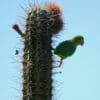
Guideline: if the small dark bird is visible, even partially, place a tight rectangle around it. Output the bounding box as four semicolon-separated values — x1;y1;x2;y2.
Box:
15;50;19;55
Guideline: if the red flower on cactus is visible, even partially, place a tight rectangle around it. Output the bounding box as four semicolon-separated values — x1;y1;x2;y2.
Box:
45;2;61;15
45;2;63;34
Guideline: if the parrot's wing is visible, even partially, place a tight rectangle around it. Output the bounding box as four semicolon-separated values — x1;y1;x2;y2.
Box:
54;40;76;59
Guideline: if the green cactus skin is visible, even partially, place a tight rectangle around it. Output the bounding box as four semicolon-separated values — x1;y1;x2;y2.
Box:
13;2;63;100
22;8;53;100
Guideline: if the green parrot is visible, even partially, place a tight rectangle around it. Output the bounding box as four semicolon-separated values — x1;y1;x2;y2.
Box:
54;35;84;67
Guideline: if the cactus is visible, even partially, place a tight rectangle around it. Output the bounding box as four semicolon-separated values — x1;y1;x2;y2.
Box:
12;2;63;100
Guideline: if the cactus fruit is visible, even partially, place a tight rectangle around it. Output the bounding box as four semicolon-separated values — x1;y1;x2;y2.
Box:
12;2;63;100
45;2;63;34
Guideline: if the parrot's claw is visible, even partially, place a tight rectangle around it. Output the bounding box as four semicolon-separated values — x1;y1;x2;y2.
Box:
58;60;63;67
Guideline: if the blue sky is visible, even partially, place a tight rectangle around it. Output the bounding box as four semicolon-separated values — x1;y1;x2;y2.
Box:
0;0;100;100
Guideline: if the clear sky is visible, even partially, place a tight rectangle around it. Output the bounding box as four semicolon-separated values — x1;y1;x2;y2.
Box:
0;0;100;100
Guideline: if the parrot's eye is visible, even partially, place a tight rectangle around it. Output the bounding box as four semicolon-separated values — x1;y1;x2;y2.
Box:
80;40;84;45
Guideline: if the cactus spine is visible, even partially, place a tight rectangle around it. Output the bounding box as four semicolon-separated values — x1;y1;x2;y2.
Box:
12;2;63;100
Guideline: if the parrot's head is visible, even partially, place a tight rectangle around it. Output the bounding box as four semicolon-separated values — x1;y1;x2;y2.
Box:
71;35;84;46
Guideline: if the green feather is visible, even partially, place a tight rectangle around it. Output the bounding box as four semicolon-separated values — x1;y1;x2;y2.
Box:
54;40;76;60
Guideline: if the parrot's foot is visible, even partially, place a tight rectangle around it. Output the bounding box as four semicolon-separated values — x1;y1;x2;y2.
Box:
12;24;25;37
58;60;63;67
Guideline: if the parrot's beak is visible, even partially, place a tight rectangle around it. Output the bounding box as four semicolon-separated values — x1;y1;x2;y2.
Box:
80;40;84;46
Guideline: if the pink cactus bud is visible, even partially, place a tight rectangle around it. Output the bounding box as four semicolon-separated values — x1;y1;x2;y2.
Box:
12;24;19;30
12;24;25;37
12;24;20;32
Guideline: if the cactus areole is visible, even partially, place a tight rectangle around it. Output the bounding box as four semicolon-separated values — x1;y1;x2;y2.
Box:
12;2;63;100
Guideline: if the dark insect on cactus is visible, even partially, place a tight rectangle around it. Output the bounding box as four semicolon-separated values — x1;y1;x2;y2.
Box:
12;2;63;100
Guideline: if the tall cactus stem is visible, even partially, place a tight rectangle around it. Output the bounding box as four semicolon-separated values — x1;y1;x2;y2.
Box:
12;2;63;100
